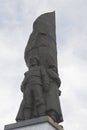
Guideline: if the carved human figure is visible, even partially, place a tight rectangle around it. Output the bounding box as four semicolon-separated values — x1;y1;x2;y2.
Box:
16;57;49;121
45;64;63;123
16;12;63;123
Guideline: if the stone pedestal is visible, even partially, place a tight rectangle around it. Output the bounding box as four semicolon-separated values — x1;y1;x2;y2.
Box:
4;116;63;130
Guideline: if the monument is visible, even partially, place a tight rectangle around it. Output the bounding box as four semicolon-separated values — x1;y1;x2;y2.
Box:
4;11;64;130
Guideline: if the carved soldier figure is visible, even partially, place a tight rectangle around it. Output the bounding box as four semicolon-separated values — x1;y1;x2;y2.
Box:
16;12;63;124
45;64;63;123
16;57;49;121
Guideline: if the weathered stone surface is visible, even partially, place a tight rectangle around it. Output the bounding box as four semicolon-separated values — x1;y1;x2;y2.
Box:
16;12;63;123
24;11;57;68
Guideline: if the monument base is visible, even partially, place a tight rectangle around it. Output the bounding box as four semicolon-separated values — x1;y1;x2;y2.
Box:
4;116;63;130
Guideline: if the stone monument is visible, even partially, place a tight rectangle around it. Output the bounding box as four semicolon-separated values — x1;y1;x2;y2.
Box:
4;11;64;130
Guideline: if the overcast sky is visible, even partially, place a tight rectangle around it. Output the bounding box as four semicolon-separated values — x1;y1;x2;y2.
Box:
0;0;87;130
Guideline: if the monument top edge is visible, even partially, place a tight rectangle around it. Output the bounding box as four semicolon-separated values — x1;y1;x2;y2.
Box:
4;116;63;130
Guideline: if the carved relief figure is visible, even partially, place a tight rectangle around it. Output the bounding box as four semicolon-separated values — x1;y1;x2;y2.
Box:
16;57;49;121
16;12;63;123
45;64;63;123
